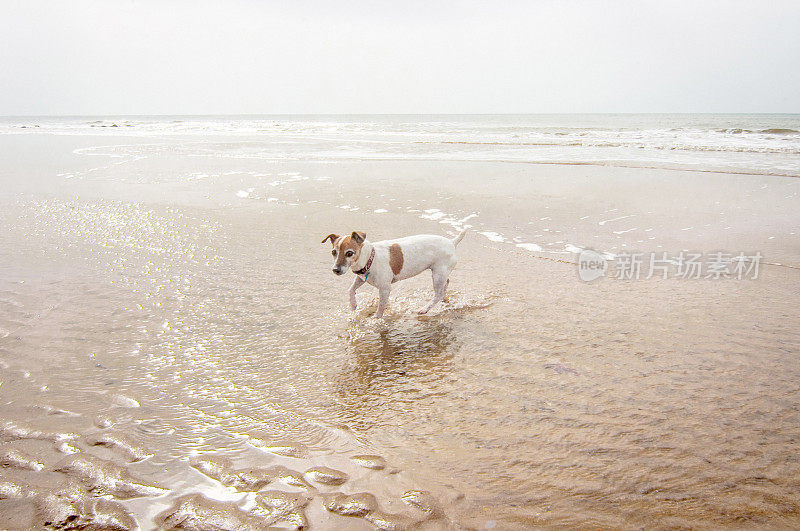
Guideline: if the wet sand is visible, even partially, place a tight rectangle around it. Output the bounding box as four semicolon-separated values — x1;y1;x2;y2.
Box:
1;133;799;529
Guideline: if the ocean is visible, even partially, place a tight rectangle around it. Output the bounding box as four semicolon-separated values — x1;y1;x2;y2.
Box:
3;113;800;176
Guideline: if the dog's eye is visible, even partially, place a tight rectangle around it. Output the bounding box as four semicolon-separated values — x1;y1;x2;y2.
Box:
345;250;354;257
331;250;337;256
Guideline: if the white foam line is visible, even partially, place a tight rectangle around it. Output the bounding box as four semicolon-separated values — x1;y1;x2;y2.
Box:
414;207;478;233
613;228;637;235
516;243;542;252
412;208;619;261
599;215;635;226
420;210;447;221
478;231;505;243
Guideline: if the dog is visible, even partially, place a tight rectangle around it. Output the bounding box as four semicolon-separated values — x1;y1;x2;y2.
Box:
322;230;466;318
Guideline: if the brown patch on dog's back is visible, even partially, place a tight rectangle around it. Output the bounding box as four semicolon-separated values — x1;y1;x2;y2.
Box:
389;244;403;275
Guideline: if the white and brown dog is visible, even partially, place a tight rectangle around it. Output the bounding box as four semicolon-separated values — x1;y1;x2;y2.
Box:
322;230;466;318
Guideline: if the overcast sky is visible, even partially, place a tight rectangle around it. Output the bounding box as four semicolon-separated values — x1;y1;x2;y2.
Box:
2;0;799;115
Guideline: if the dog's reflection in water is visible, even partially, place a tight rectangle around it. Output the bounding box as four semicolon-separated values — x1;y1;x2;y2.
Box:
335;319;457;428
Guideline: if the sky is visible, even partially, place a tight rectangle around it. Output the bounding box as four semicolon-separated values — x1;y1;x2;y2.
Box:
2;0;799;115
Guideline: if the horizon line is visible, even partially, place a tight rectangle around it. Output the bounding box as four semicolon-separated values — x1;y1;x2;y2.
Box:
3;112;800;119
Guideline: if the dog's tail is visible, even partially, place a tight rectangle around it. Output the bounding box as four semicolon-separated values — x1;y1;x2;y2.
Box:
451;229;467;247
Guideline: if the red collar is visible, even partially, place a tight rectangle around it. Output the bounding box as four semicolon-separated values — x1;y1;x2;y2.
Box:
353;248;375;276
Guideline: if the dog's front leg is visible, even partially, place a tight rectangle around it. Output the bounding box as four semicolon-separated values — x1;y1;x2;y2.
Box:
375;286;390;318
349;276;365;311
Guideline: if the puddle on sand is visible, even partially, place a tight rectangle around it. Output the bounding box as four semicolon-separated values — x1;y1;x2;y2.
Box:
0;198;467;529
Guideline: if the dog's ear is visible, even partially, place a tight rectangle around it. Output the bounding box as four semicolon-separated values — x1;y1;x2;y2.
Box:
321;234;339;245
351;231;366;245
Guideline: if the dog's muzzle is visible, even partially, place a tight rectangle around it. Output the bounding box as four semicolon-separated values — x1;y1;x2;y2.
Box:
332;267;345;275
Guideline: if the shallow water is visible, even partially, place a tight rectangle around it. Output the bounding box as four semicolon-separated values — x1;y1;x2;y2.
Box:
1;123;799;529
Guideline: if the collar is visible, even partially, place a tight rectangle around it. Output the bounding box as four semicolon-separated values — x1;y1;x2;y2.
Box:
353;247;375;276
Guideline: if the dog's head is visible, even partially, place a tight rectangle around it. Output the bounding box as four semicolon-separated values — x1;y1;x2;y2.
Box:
322;231;366;275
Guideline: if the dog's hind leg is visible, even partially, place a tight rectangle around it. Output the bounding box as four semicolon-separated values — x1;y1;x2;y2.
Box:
418;266;450;314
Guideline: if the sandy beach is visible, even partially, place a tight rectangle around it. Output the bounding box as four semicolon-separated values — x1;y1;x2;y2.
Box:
1;116;799;529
